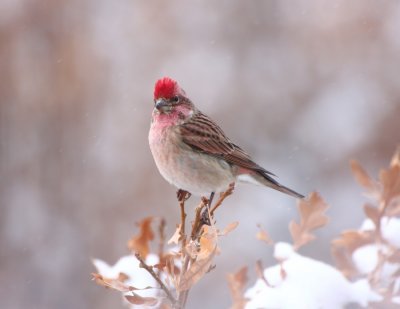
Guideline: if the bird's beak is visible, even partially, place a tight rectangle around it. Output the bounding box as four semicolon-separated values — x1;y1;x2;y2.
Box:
155;98;169;111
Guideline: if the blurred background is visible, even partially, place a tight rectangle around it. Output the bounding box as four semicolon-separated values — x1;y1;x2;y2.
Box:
1;0;399;308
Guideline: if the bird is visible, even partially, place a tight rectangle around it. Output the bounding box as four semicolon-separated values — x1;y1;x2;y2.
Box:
148;77;304;202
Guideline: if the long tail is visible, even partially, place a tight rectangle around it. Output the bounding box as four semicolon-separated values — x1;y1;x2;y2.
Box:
240;171;305;199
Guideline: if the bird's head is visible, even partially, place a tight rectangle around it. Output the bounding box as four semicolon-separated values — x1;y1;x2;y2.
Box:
153;77;194;118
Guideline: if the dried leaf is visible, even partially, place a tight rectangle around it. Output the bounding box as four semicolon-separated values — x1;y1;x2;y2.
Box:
125;294;158;306
219;221;239;236
154;253;180;292
92;273;155;294
331;230;375;278
332;230;374;252
158;253;181;276
386;196;400;216
350;160;380;197
379;149;400;214
364;204;380;227
178;247;217;291
127;217;155;257
185;240;199;260
227;267;248;309
167;224;181;245
256;224;274;245
331;246;357;278
178;226;218;291
380;165;400;210
198;226;219;259
92;273;132;292
289;192;329;250
387;250;400;264
390;146;400;168
118;272;129;282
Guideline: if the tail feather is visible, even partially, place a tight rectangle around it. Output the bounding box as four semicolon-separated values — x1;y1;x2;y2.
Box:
239;171;304;199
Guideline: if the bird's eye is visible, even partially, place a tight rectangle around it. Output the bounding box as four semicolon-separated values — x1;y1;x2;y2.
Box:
171;96;180;103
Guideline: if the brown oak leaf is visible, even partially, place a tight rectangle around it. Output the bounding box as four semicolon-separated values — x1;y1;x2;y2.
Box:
289;192;329;250
127;217;155;257
380;165;400;211
256;224;274;245
331;230;375;278
93;273;133;292
125;294;158;306
350;160;381;199
219;221;239;236
227;267;248;309
364;203;380;228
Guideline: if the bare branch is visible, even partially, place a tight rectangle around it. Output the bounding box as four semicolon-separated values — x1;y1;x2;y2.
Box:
135;252;177;307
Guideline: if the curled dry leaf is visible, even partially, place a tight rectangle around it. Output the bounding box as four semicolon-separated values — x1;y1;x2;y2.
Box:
168;224;181;245
256;224;274;245
289;192;329;250
198;225;219;259
92;273;132;292
227;267;248;309
127;217;155;257
219;221;239;236
125;294;158;306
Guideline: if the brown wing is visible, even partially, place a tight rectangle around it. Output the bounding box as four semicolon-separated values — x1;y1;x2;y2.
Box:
179;111;275;176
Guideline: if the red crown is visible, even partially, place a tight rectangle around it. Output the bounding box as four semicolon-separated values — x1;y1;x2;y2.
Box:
154;77;177;100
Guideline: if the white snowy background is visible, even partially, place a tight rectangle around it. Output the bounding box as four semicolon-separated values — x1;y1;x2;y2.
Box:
1;1;400;308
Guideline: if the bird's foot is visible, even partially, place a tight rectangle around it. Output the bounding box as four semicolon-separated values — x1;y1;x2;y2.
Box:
200;208;211;226
177;189;191;202
199;192;215;226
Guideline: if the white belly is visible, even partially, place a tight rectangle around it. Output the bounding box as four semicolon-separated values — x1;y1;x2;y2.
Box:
149;125;235;195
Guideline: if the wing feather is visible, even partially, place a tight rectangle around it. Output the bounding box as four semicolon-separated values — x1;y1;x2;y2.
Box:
179;111;275;176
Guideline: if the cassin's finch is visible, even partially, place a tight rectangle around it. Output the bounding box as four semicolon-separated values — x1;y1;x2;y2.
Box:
148;77;304;199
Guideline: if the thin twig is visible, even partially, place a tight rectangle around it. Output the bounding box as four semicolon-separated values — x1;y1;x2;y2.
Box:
179;199;187;249
177;198;209;308
191;198;208;240
157;218;166;276
210;183;235;217
135;252;177;307
177;244;195;308
177;281;190;308
177;190;191;252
